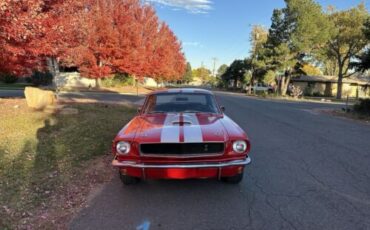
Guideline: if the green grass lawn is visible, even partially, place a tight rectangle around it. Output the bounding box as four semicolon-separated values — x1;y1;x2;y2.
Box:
331;110;370;122
0;82;33;90
0;99;136;228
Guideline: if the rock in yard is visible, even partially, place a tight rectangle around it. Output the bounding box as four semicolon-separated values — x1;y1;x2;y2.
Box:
24;87;56;110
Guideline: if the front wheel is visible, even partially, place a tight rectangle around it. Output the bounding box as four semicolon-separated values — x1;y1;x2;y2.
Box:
119;172;140;185
221;173;243;184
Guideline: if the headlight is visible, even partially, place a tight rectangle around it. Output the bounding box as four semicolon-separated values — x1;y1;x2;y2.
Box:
116;141;131;155
232;140;247;153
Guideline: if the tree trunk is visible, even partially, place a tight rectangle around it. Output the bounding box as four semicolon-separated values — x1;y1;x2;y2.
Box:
281;75;291;96
248;76;255;95
47;57;59;86
336;69;343;100
96;60;103;89
280;76;286;95
95;78;101;88
47;57;60;96
336;75;343;99
277;77;282;95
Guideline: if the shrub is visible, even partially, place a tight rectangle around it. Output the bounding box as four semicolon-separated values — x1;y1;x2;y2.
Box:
255;90;268;97
0;73;18;84
115;73;134;86
31;71;53;86
353;99;370;116
291;85;303;99
101;77;114;87
101;74;134;87
312;92;323;97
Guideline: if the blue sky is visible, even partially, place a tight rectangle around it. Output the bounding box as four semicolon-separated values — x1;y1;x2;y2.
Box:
146;0;369;71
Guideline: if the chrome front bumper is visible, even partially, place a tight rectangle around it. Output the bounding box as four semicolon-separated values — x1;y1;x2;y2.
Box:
112;157;251;169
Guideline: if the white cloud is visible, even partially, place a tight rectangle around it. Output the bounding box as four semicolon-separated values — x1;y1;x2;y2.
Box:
183;42;204;47
145;0;212;13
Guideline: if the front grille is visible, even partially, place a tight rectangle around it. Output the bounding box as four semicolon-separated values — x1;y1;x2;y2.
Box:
140;143;224;156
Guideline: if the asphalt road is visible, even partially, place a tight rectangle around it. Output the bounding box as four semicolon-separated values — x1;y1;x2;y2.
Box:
0;89;143;104
0;89;24;98
69;92;367;229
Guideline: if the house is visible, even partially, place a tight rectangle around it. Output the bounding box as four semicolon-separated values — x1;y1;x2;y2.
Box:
291;75;370;98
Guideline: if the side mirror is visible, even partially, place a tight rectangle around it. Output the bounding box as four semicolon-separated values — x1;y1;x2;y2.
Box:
137;107;142;114
220;106;226;112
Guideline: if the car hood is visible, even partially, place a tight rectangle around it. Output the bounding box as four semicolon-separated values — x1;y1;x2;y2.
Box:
116;113;246;143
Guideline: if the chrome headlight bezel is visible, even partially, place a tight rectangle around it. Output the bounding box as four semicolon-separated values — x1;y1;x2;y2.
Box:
116;141;131;155
232;140;247;154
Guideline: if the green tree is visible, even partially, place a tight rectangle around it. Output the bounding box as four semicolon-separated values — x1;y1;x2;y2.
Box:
352;17;370;72
193;67;212;84
324;4;369;99
264;0;331;95
183;62;193;84
248;25;269;93
264;9;296;95
263;70;276;84
354;50;370;72
243;71;252;85
216;64;228;78
322;58;339;76
301;63;323;76
221;60;247;88
284;0;332;53
216;64;228;87
245;57;267;89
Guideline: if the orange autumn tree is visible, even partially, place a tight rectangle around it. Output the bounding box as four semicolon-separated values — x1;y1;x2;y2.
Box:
0;0;82;75
73;0;186;83
0;0;46;75
0;0;186;83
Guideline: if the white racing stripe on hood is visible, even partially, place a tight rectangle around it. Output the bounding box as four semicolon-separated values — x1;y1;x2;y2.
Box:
183;114;203;143
160;114;180;143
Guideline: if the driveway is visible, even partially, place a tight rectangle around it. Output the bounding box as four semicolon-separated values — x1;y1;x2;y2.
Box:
70;92;370;230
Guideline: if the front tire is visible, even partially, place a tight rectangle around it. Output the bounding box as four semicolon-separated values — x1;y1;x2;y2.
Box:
119;172;140;185
221;173;243;184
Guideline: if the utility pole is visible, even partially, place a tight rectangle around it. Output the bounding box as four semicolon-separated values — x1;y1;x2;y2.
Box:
212;57;218;77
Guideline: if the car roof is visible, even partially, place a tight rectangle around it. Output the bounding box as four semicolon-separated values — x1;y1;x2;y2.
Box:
148;88;214;96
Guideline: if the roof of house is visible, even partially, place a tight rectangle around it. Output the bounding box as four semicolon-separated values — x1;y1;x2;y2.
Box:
292;75;370;85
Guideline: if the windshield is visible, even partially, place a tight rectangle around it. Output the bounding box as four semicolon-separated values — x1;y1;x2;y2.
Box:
143;93;220;114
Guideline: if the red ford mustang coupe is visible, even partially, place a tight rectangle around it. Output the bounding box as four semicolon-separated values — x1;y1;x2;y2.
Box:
112;89;251;185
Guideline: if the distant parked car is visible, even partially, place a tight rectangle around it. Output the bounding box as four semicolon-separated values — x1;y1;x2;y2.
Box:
245;83;274;93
